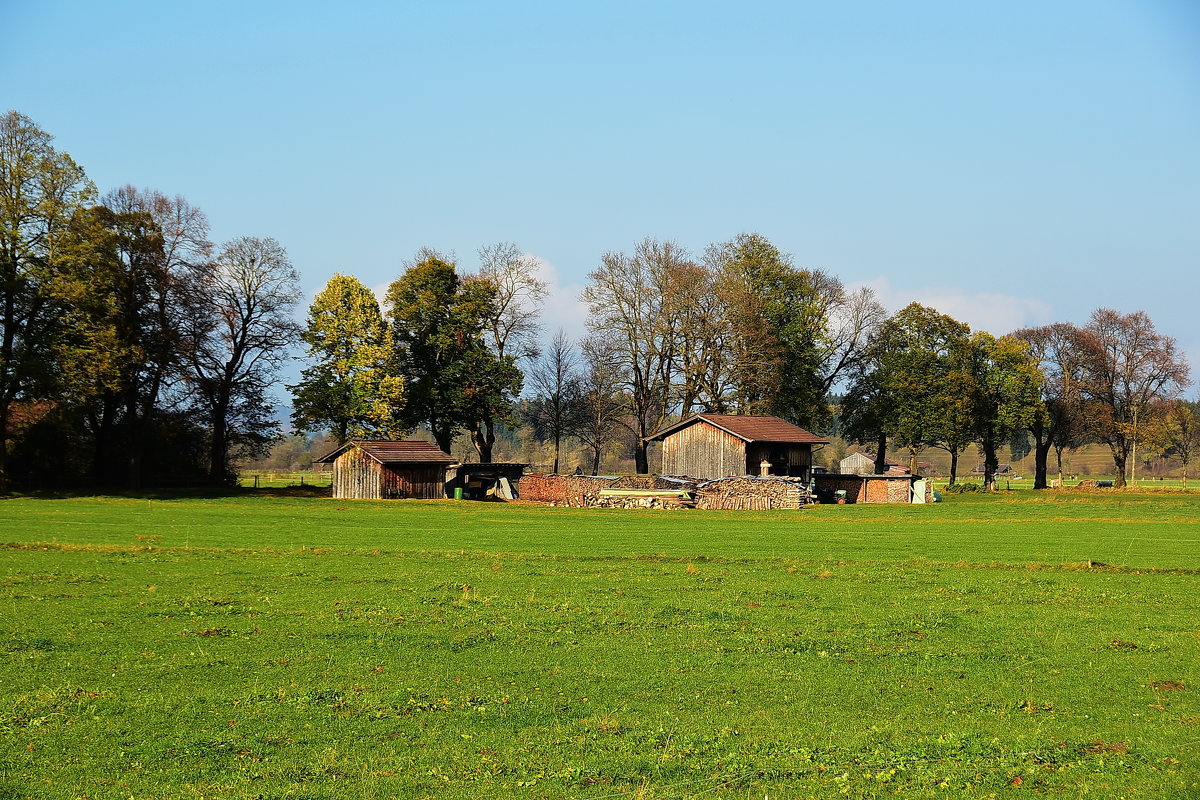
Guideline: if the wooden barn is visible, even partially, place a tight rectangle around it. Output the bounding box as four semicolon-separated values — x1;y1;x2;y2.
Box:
648;414;829;481
316;440;455;500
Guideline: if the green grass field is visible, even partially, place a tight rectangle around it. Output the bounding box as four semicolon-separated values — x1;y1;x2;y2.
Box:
2;491;1198;799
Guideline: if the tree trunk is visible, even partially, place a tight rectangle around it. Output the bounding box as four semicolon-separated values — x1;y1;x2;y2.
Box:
634;439;649;475
0;401;9;492
873;433;887;475
209;395;230;483
982;438;999;492
1110;444;1128;489
1055;445;1066;486
948;448;959;486
1032;436;1052;489
552;431;561;474
591;447;601;475
469;424;494;463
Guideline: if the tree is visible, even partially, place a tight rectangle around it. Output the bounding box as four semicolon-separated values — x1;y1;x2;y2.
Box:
525;329;582;473
0;111;94;488
474;242;546;362
1080;309;1190;488
840;303;971;479
704;232;869;427
1161;399;1199;487
583;238;687;473
665;259;731;415
576;335;625;474
53;202;181;486
874;303;971;474
186;236;301;481
468;242;545;459
1013;323;1097;488
386;253;521;459
290;274;406;444
959;332;1043;491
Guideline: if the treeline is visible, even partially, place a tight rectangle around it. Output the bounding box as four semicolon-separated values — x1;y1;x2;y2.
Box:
292;234;1194;490
0;112;300;489
4;111;1195;491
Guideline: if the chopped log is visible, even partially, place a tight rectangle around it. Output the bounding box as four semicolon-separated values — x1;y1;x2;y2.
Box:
695;476;808;510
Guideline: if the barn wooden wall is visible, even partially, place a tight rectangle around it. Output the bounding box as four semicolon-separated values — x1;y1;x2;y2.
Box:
332;450;447;499
332;450;383;499
380;466;446;500
660;425;745;478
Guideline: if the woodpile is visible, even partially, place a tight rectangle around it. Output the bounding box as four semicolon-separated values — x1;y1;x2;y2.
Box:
608;475;698;492
520;474;621;506
695;476;806;510
587;489;695;510
522;472;819;511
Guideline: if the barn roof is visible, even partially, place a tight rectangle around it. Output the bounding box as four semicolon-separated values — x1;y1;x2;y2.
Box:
648;414;829;445
315;440;456;465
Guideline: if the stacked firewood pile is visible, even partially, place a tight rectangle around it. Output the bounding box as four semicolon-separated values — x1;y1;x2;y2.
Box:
521;474;623;506
608;475;698;492
586;488;695;510
695;476;807;510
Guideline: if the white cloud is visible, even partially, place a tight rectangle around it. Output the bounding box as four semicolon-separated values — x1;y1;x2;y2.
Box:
525;253;589;344
850;276;1054;336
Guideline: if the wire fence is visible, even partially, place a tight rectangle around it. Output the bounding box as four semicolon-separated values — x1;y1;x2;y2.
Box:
236;470;333;489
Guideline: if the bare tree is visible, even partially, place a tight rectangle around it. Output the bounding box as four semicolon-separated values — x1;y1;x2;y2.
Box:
1081;309;1190;487
475;242;547;362
187;236;301;481
576;335;625;475
583;237;688;473
817;285;887;397
525;329;581;473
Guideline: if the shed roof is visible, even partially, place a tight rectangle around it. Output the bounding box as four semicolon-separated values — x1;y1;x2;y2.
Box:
648;414;829;444
315;440;456;465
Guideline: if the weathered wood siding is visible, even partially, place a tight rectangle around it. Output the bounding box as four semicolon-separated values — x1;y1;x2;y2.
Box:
660;424;745;479
380;465;446;500
332;449;383;499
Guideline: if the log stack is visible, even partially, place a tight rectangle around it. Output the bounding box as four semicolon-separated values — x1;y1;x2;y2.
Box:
695;476;806;510
588;488;695;510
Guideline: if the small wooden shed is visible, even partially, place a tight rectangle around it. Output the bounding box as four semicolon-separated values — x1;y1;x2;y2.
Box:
648;414;829;481
316;440;455;500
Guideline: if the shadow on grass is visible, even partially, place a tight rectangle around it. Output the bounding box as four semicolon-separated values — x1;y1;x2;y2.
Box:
2;485;332;501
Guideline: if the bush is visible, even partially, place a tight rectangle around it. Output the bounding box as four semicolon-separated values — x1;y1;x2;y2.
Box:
945;482;984;494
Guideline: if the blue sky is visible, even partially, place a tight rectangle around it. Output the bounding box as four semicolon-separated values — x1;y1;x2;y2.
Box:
4;0;1199;391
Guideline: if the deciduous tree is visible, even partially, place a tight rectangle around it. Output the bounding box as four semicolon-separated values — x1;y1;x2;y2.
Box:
960;333;1043;491
290;274;405;444
386;253;521;459
525;329;581;473
1012;323;1097;488
583;238;686;473
0;111;93;488
186;236;301;481
1080;309;1190;487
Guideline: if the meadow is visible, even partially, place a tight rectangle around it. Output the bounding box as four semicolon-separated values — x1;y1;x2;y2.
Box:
1;491;1197;799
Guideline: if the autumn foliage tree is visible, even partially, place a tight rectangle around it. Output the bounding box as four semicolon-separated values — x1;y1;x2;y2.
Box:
1080;309;1190;487
290;274;406;445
